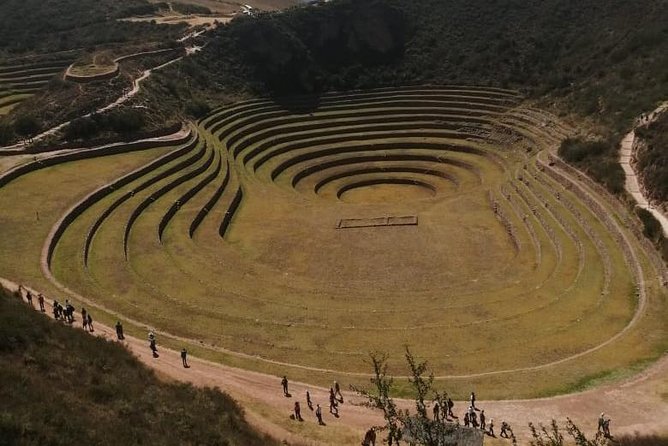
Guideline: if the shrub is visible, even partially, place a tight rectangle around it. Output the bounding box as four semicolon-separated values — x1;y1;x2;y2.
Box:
185;99;211;119
635;208;662;243
13;114;41;139
558;138;625;195
0;120;14;145
171;2;211;15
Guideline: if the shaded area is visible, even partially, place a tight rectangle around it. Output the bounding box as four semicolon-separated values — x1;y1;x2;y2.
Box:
0;287;276;446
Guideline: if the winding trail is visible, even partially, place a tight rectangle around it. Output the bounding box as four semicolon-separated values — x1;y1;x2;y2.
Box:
0;47;192;153
619;101;668;236
2;277;666;445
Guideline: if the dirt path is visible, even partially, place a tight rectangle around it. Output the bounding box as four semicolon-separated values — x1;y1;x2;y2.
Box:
2;277;666;445
619;102;668;237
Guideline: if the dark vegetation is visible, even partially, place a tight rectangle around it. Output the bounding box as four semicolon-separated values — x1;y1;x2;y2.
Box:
154;0;667;129
558;138;625;195
171;2;213;15
64;109;146;140
635;208;668;263
0;287;275;446
634;112;668;204
0;0;182;57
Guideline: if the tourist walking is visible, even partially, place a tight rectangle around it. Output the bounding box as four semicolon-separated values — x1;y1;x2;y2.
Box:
329;388;339;416
603;416;611;438
87;313;94;332
432;401;440;421
334;380;343;402
53;300;60;320
149;331;158;357
464;412;470;427
315;404;324;425
488;419;495;437
26;291;33;307
65;300;75;323
115;321;125;340
294;401;303;421
181;348;189;368
37;294;45;312
447;396;455;418
306;390;313;410
470;391;476;410
480;410;486;430
500;421;512;438
362;427;376;446
281;376;289;397
82;308;88;330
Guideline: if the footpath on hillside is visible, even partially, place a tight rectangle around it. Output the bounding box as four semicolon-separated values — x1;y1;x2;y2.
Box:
619;102;668;237
1;277;667;445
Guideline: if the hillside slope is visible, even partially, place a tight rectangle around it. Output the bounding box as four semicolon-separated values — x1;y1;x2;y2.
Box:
0;0;181;56
635;111;668;205
151;0;667;128
0;287;276;446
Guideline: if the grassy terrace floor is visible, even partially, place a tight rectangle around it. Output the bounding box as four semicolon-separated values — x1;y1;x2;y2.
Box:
0;86;666;400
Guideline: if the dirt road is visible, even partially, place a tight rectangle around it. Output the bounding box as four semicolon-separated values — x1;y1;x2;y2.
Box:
2;277;666;445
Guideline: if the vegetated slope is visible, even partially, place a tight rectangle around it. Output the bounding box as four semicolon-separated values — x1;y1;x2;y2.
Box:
0;288;276;446
154;0;667;128
0;0;179;56
558;137;625;195
635;112;668;205
0;0;187;146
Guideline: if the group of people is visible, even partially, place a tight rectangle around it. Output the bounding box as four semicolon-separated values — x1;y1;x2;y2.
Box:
21;284;93;331
598;413;612;438
455;392;513;439
15;284;191;370
80;307;95;332
146;330;189;368
19;285;45;312
52;299;77;324
282;376;345;426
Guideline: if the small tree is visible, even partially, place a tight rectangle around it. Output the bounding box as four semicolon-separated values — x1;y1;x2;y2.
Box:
14;114;41;142
529;418;610;446
352;348;482;446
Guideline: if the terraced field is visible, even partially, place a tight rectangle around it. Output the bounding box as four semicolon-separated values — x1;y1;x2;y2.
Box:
0;55;76;114
0;86;666;399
